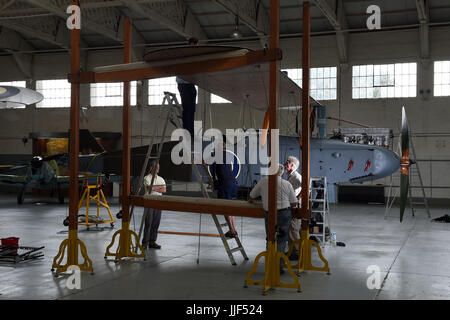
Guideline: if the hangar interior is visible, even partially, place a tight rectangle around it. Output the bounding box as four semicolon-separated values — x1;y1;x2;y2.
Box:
0;0;450;300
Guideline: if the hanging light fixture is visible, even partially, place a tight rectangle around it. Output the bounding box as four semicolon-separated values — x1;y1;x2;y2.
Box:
230;15;242;38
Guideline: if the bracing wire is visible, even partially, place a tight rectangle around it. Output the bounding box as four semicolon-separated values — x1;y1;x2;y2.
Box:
196;213;202;264
259;65;270;110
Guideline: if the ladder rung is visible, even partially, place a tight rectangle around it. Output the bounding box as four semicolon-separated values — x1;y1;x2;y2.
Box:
220;223;228;228
230;247;243;253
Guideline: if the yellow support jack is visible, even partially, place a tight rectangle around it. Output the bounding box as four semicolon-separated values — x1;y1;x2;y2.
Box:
245;241;301;295
286;230;330;275
52;230;94;275
104;221;146;262
78;176;115;229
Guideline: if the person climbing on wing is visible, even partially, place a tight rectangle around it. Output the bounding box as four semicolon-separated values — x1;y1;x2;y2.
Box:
176;37;199;139
209;136;239;238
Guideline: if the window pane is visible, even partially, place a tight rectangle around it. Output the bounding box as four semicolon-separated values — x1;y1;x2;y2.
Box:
211;94;231;103
359;88;366;99
283;67;337;101
443;61;450;72
91;82;137;107
37;79;71;108
148;77;198;105
352;62;416;99
433;61;450;96
0;81;26;87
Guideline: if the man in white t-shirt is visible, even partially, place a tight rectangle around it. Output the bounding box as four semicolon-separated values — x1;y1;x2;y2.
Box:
249;164;297;273
142;162;166;249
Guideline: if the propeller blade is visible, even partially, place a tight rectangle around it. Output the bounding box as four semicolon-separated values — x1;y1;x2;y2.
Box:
42;153;65;162
260;111;270;147
401;107;409;151
2;164;29;171
400;174;409;222
399;106;410;222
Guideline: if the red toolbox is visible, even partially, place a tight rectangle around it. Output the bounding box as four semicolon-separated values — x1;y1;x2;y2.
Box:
1;237;19;255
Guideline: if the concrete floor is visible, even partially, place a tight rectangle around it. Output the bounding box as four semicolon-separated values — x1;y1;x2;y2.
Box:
0;193;449;300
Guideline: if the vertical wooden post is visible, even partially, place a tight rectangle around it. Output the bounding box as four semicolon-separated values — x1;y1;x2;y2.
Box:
52;0;93;274
267;0;280;244
246;0;300;293
104;18;145;261
293;1;330;275
300;1;311;226
122;18;132;223
68;0;81;236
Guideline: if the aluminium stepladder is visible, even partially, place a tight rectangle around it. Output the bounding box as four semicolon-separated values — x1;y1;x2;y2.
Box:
309;176;331;246
133;91;248;265
407;132;431;219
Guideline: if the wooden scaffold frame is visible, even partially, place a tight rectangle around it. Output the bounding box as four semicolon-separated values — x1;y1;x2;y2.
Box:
54;0;325;294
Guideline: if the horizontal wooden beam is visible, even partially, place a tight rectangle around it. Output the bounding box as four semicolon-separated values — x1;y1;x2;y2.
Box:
68;48;282;83
129;195;265;219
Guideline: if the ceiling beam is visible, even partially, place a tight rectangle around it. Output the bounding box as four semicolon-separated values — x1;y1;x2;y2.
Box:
22;0;123;43
313;0;348;63
213;0;270;48
416;0;430;60
312;0;340;29
0;26;34;78
0;20;68;48
0;19;90;71
122;0;207;40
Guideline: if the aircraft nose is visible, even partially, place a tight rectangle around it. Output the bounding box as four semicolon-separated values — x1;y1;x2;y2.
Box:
372;148;401;178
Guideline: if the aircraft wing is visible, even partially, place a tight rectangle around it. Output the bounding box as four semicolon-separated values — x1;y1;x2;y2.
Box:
179;62;321;110
96;45;321;110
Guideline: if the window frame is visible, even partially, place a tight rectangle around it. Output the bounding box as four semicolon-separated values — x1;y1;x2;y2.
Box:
148;76;198;106
433;60;450;97
36;79;72;108
90;81;137;107
282;66;338;101
352;62;417;100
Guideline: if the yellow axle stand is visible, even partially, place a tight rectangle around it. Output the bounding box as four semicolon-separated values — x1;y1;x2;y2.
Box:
52;230;93;275
245;241;301;295
78;178;115;228
104;221;146;262
286;230;330;275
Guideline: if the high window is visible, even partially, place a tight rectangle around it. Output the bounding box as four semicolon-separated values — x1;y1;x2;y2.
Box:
352;63;417;99
148;77;198;105
0;81;26;87
283;67;338;101
211;94;231;103
434;61;450;96
36;79;71;108
91;82;137;107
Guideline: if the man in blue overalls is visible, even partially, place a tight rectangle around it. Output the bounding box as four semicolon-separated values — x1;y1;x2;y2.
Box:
176;37;198;138
210;137;238;238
